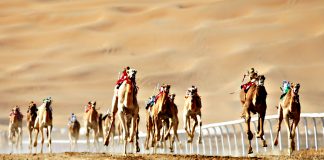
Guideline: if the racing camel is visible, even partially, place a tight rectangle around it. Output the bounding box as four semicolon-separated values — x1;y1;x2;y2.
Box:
274;83;301;154
104;68;140;155
183;86;202;144
33;97;53;153
240;75;267;154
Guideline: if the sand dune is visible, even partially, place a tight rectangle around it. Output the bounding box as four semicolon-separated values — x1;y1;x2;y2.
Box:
0;0;324;131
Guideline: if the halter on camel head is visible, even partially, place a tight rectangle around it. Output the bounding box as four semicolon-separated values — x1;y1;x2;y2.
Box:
257;75;265;86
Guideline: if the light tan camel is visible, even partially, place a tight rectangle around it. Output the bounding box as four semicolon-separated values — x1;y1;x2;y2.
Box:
144;96;154;150
8;106;23;153
183;86;202;144
84;101;99;151
26;101;37;152
68;116;80;151
104;68;140;155
240;75;267;154
274;83;301;154
33;98;53;153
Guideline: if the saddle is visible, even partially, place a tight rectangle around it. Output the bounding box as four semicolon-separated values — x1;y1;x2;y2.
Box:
241;81;255;93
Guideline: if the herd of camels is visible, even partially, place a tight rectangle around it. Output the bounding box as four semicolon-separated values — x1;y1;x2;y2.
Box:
7;68;301;155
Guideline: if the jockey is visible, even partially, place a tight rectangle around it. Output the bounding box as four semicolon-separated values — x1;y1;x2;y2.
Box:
280;80;291;99
145;95;156;110
68;113;77;125
42;96;53;111
155;84;170;103
28;101;38;118
241;68;258;92
116;66;130;89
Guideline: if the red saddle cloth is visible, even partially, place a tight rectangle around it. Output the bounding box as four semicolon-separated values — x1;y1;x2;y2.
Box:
241;81;255;92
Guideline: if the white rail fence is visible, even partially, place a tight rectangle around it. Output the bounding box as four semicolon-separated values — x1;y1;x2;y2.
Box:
1;113;323;155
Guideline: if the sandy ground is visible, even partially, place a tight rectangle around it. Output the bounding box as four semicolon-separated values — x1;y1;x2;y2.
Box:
1;149;324;160
0;0;324;132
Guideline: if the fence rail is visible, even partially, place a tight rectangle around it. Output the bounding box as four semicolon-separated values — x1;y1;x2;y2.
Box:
3;113;324;155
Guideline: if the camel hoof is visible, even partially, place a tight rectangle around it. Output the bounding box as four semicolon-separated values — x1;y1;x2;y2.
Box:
274;139;278;146
247;132;253;140
187;139;192;143
262;141;267;147
136;147;140;153
169;147;174;153
248;147;253;154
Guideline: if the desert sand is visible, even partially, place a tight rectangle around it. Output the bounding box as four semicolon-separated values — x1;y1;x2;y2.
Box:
0;0;324;132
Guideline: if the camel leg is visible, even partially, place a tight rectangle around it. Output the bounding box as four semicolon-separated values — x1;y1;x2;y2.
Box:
197;114;202;144
258;113;267;147
243;104;253;154
118;111;127;155
40;127;44;153
47;125;52;153
290;117;300;152
283;110;292;154
145;115;152;150
135;115;140;152
274;106;283;146
28;128;33;153
183;112;191;140
128;116;136;143
33;128;39;148
18;127;22;152
190;116;198;143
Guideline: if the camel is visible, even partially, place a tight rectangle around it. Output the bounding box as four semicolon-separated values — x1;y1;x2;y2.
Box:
274;83;301;154
84;101;100;151
144;96;154;150
183;86;202;144
104;68;140;155
8;106;23;153
26;101;37;152
240;75;267;154
68;116;80;151
151;85;179;152
33;98;53;153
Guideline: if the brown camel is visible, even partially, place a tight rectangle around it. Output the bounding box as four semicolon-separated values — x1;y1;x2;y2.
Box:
84;101;99;151
274;83;301;154
26;101;37;152
104;68;140;155
183;86;202;144
151;85;179;152
240;75;267;154
8;106;23;153
68;116;80;151
33;98;53;153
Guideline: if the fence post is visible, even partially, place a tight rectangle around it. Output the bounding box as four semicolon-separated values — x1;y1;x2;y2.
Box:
224;126;232;155
206;128;213;155
218;126;225;155
303;117;309;149
267;119;274;150
212;127;219;155
238;123;245;156
312;118;318;150
231;124;238;155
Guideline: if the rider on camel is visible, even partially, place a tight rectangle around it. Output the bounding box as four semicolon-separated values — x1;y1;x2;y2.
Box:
85;101;96;113
116;66;130;89
241;68;258;92
27;101;38;119
154;84;170;103
9;106;23;120
68;113;77;125
280;80;291;100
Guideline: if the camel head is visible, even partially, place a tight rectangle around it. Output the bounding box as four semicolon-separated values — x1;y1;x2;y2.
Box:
90;101;96;108
127;68;137;80
257;75;265;86
292;83;300;95
169;93;176;102
161;84;171;93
